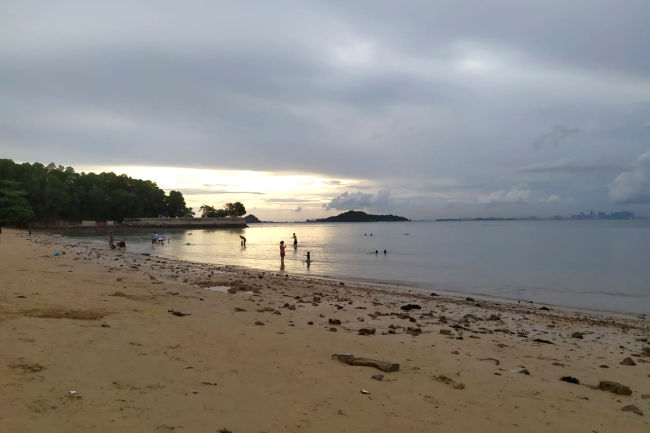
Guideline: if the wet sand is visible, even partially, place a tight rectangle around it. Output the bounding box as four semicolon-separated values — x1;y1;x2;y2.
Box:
1;228;649;432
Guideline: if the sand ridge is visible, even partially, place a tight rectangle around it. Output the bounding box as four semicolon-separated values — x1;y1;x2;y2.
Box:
0;228;648;432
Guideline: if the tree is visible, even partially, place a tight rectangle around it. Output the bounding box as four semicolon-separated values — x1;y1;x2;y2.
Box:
0;180;36;226
224;201;246;218
0;159;192;223
200;205;218;218
166;190;190;218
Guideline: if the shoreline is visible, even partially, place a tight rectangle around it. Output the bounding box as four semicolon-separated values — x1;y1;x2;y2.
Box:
1;228;649;432
57;229;648;318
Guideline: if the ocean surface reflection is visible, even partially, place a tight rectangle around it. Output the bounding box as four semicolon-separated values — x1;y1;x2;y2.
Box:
62;220;650;314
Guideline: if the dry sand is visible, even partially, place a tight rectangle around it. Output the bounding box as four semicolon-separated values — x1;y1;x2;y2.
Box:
1;228;648;432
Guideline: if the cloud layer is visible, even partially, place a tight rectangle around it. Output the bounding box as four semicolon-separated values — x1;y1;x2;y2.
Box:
2;1;650;218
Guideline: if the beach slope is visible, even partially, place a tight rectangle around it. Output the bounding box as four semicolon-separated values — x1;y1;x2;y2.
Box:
0;229;648;432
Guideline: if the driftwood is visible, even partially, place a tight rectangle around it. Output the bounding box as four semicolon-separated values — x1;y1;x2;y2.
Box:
331;354;399;372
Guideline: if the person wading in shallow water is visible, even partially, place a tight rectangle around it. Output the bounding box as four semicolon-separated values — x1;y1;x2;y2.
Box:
292;233;298;248
280;240;286;265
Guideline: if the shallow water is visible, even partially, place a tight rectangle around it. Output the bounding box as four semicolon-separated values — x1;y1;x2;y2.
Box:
62;220;650;314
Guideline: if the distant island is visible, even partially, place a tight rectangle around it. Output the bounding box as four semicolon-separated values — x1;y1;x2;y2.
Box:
244;214;261;223
308;210;410;223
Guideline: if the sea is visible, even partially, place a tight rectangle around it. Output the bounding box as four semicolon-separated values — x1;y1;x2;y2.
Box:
61;220;650;315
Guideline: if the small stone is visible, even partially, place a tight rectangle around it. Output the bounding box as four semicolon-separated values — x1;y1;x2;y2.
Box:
620;357;636;366
101;323;111;328
465;297;475;302
560;376;580;384
371;374;384;381
440;329;452;335
328;318;341;325
254;321;265;326
621;404;643;416
358;328;376;336
406;327;422;336
329;327;337;332
307;321;313;325
571;332;584;339
598;381;632;395
599;364;609;368
400;304;421;311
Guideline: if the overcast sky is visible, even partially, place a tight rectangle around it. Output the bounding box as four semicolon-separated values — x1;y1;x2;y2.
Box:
2;0;650;220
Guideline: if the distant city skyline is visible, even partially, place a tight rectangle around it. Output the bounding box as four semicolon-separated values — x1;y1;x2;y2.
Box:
2;1;650;220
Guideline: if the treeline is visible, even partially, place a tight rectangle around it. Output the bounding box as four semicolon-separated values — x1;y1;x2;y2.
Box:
199;202;246;218
0;159;192;225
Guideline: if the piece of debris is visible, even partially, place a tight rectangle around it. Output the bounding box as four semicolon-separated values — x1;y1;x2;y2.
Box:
331;354;399;372
168;309;190;317
328;318;342;325
360;389;370;394
254;321;265;326
9;362;44;372
560;376;580;384
598;381;632;395
621;404;643;416
510;367;530;375
571;332;584;339
620;357;636;366
533;338;553;344
358;328;376;335
478;357;500;366
400;304;421;311
406;327;422;336
435;375;465;390
371;374;384;381
440;329;452;335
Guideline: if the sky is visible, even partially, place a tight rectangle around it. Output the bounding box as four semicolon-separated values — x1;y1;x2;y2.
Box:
2;0;650;220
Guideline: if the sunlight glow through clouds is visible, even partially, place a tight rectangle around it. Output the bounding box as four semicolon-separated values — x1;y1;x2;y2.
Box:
76;165;365;220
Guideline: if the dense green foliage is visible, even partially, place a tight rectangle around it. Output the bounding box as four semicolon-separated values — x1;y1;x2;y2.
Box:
199;202;246;218
0;159;193;223
0;180;36;225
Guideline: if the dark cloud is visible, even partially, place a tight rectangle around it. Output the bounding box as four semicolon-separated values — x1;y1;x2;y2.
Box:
532;125;579;151
517;159;624;174
2;1;650;217
265;198;321;203
325;190;392;211
181;189;265;195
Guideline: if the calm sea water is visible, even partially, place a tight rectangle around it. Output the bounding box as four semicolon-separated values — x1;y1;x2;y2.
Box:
62;220;650;315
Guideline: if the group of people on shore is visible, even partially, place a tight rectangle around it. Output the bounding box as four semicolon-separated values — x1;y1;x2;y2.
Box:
108;232;126;250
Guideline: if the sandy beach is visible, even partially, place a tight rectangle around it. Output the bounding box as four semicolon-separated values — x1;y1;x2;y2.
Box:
1;228;648;432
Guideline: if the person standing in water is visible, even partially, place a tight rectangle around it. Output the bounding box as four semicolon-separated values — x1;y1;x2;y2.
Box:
292;233;298;248
280;241;286;270
239;235;246;247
